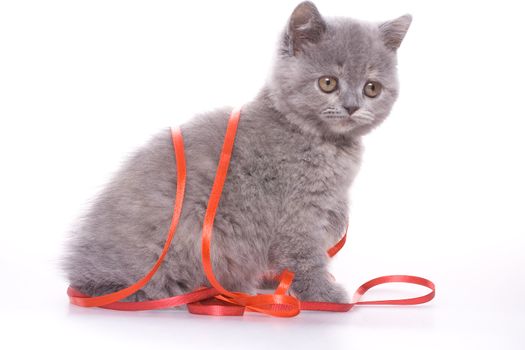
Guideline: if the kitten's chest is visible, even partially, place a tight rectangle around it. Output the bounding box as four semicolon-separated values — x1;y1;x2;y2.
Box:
240;138;359;200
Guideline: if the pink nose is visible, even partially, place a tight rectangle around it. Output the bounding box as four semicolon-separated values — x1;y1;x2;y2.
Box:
344;105;359;116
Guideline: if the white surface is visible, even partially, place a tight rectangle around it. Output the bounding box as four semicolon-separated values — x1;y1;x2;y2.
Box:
1;0;524;349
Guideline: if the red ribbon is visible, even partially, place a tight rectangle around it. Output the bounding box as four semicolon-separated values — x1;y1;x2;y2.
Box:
67;108;435;317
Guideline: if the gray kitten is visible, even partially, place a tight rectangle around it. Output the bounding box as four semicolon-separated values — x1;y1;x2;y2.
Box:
63;2;412;304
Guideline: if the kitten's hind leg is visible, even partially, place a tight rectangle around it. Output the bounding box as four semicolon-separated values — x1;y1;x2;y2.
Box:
71;281;149;302
71;277;193;303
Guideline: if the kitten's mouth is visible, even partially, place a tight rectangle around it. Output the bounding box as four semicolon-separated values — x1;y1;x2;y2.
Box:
323;114;358;131
323;114;349;120
325;115;347;119
324;112;375;126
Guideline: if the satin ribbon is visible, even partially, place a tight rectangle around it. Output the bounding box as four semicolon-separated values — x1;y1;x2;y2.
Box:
67;108;435;317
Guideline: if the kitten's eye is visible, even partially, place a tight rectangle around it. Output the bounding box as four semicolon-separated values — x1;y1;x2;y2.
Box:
318;76;338;93
363;81;382;98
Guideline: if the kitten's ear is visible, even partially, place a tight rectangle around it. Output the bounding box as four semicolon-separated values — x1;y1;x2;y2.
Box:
285;1;326;56
379;14;412;51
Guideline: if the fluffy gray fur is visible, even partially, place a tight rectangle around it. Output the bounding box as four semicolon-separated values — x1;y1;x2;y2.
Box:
63;2;412;303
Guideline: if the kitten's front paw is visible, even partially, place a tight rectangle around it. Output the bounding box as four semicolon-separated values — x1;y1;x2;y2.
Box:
317;282;349;304
292;278;349;303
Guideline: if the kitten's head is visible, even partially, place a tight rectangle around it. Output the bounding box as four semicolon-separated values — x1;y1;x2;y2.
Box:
268;1;412;139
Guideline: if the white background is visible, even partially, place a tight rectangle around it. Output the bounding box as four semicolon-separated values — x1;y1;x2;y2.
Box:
1;0;524;349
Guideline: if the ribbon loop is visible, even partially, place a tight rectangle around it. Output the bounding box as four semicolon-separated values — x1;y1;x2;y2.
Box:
353;275;436;306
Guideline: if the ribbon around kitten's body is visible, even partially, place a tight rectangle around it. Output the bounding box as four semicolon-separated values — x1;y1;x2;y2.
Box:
67;108;435;317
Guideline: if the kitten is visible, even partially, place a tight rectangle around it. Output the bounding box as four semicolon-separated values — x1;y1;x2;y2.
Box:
63;1;412;303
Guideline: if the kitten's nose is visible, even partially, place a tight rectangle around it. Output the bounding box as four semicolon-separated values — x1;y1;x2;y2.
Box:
344;105;359;116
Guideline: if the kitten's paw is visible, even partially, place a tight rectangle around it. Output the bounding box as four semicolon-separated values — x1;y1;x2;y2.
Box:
317;282;349;304
292;279;349;303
